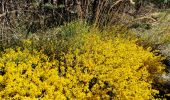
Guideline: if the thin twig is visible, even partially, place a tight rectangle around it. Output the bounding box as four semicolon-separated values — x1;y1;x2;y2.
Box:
0;9;38;18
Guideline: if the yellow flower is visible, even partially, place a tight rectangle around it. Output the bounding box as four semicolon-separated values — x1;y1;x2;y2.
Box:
0;32;165;99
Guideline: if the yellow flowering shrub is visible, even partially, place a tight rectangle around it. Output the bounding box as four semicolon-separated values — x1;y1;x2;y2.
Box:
0;33;165;99
0;48;68;100
61;33;165;100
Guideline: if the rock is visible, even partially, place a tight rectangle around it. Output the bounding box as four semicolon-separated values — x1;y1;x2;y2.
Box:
155;74;170;92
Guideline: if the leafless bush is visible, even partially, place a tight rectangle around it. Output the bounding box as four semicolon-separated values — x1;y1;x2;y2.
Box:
0;0;169;48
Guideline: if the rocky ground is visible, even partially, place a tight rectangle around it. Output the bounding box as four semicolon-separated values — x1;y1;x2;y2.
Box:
131;9;170;98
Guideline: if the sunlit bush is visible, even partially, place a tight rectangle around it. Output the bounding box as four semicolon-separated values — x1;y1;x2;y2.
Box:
0;48;68;100
0;32;165;99
61;33;165;99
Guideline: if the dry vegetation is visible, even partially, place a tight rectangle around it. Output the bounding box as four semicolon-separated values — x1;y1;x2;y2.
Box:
0;0;170;99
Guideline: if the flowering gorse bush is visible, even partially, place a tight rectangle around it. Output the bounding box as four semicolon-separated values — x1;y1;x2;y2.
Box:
0;32;165;99
0;48;67;100
61;33;165;99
